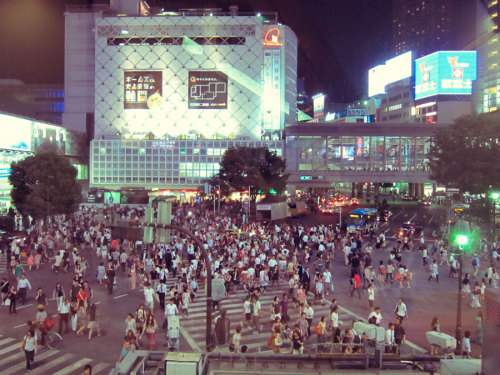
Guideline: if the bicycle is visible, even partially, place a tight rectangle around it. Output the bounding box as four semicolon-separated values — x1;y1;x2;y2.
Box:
31;322;63;350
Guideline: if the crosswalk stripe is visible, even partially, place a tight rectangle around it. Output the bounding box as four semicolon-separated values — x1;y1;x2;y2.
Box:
0;338;16;347
29;353;74;374
51;357;93;375
2;349;60;375
0;351;25;367
92;362;113;375
0;342;22;356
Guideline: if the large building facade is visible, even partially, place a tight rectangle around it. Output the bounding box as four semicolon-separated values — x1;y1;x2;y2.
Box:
285;123;445;197
64;1;297;192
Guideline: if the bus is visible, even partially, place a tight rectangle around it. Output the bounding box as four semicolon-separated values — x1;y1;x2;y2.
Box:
346;208;378;233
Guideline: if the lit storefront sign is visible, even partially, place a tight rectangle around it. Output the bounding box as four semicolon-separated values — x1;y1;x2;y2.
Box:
415;51;477;100
188;71;228;109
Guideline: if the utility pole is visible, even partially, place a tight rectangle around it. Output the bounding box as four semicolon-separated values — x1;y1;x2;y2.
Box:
248;186;251;222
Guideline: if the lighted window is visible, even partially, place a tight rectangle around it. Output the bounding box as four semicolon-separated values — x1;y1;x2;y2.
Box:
492;25;498;31
489;0;498;7
489;63;498;69
489;87;498;94
489;37;499;44
489;50;499;57
493;12;499;18
489;106;498;112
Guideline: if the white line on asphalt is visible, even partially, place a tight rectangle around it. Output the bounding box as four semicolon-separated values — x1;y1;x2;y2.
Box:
408;213;417;222
391;211;403;220
180;325;202;352
16;303;33;310
428;214;435;226
95;301;102;305
113;294;128;299
14;323;26;329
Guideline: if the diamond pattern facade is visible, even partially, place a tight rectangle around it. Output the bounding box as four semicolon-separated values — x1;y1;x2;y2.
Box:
94;15;272;140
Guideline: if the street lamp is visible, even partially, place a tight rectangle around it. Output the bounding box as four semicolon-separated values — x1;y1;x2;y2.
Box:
455;233;468;352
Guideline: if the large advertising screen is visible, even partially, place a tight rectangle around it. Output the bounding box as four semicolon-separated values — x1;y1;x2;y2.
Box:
188;71;228;109
415;51;477;100
313;93;326;118
124;71;163;109
34;123;66;154
368;51;412;97
0;114;32;151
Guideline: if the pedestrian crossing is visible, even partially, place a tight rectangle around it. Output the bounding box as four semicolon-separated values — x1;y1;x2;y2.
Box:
177;284;356;354
0;334;113;375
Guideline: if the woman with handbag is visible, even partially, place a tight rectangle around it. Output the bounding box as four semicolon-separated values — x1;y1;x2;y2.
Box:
7;285;17;315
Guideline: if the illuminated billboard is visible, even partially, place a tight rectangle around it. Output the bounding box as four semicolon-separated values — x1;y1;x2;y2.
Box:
188;71;228;109
368;51;412;97
34;123;66;154
124;71;163;109
313;93;326;118
0;114;32;151
415;51;477;100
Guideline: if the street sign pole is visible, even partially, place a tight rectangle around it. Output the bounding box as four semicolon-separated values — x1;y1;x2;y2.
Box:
339;207;342;228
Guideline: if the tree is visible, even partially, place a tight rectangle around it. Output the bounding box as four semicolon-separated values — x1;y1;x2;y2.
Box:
9;151;82;219
428;114;500;195
217;146;289;200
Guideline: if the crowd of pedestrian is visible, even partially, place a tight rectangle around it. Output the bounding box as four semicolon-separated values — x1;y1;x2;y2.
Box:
1;200;497;370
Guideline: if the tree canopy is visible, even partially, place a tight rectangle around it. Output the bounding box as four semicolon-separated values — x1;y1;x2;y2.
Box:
217;146;289;198
429;114;500;195
9;151;82;219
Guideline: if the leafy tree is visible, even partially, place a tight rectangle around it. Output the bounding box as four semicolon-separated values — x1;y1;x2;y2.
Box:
9;151;82;219
217;146;289;201
428;114;500;195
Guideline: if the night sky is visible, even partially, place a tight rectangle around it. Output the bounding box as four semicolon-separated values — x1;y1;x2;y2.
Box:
0;0;392;102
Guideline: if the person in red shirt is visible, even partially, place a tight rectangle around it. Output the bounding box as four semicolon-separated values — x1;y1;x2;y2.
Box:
76;289;88;309
349;272;361;299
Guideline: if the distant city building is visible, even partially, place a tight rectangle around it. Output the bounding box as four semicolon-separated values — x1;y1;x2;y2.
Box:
0;112;88;211
392;0;475;58
474;0;500;114
0;80;64;125
392;0;453;57
63;0;297;193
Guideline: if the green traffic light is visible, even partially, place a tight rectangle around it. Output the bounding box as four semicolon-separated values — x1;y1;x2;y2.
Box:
456;234;468;246
491;192;500;200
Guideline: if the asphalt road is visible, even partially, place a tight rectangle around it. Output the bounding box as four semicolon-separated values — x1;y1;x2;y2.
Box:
0;202;492;374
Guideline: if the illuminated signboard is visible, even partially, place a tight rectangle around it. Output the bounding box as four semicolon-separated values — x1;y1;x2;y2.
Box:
415;51;477;100
263;27;282;47
34;123;66;155
313;93;326;118
124;71;163;109
0;114;32;151
188;71;228;109
368;51;412;97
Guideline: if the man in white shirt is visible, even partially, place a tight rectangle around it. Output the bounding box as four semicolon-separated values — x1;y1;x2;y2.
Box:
57;298;71;334
144;284;155;310
385;322;396;353
17;274;32;305
394;298;408;322
368;306;382;326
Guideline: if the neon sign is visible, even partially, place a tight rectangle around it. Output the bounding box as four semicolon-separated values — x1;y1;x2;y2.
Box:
263;27;282;47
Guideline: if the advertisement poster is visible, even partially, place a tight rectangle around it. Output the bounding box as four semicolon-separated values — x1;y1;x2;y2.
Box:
415;51;477;100
188;71;228;109
34;123;66;154
124;71;163;109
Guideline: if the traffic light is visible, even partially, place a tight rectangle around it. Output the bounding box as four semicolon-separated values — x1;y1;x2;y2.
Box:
215;189;221;195
490;191;500;200
456;234;468;247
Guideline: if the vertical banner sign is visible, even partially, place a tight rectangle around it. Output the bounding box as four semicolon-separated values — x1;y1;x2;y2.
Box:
262;26;282;132
188;71;228;109
124;71;163;109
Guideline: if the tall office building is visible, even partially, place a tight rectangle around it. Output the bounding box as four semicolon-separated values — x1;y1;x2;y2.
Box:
392;0;453;57
474;0;500;114
63;0;297;193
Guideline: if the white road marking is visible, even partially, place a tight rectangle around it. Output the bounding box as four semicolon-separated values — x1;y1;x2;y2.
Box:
113;294;128;299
